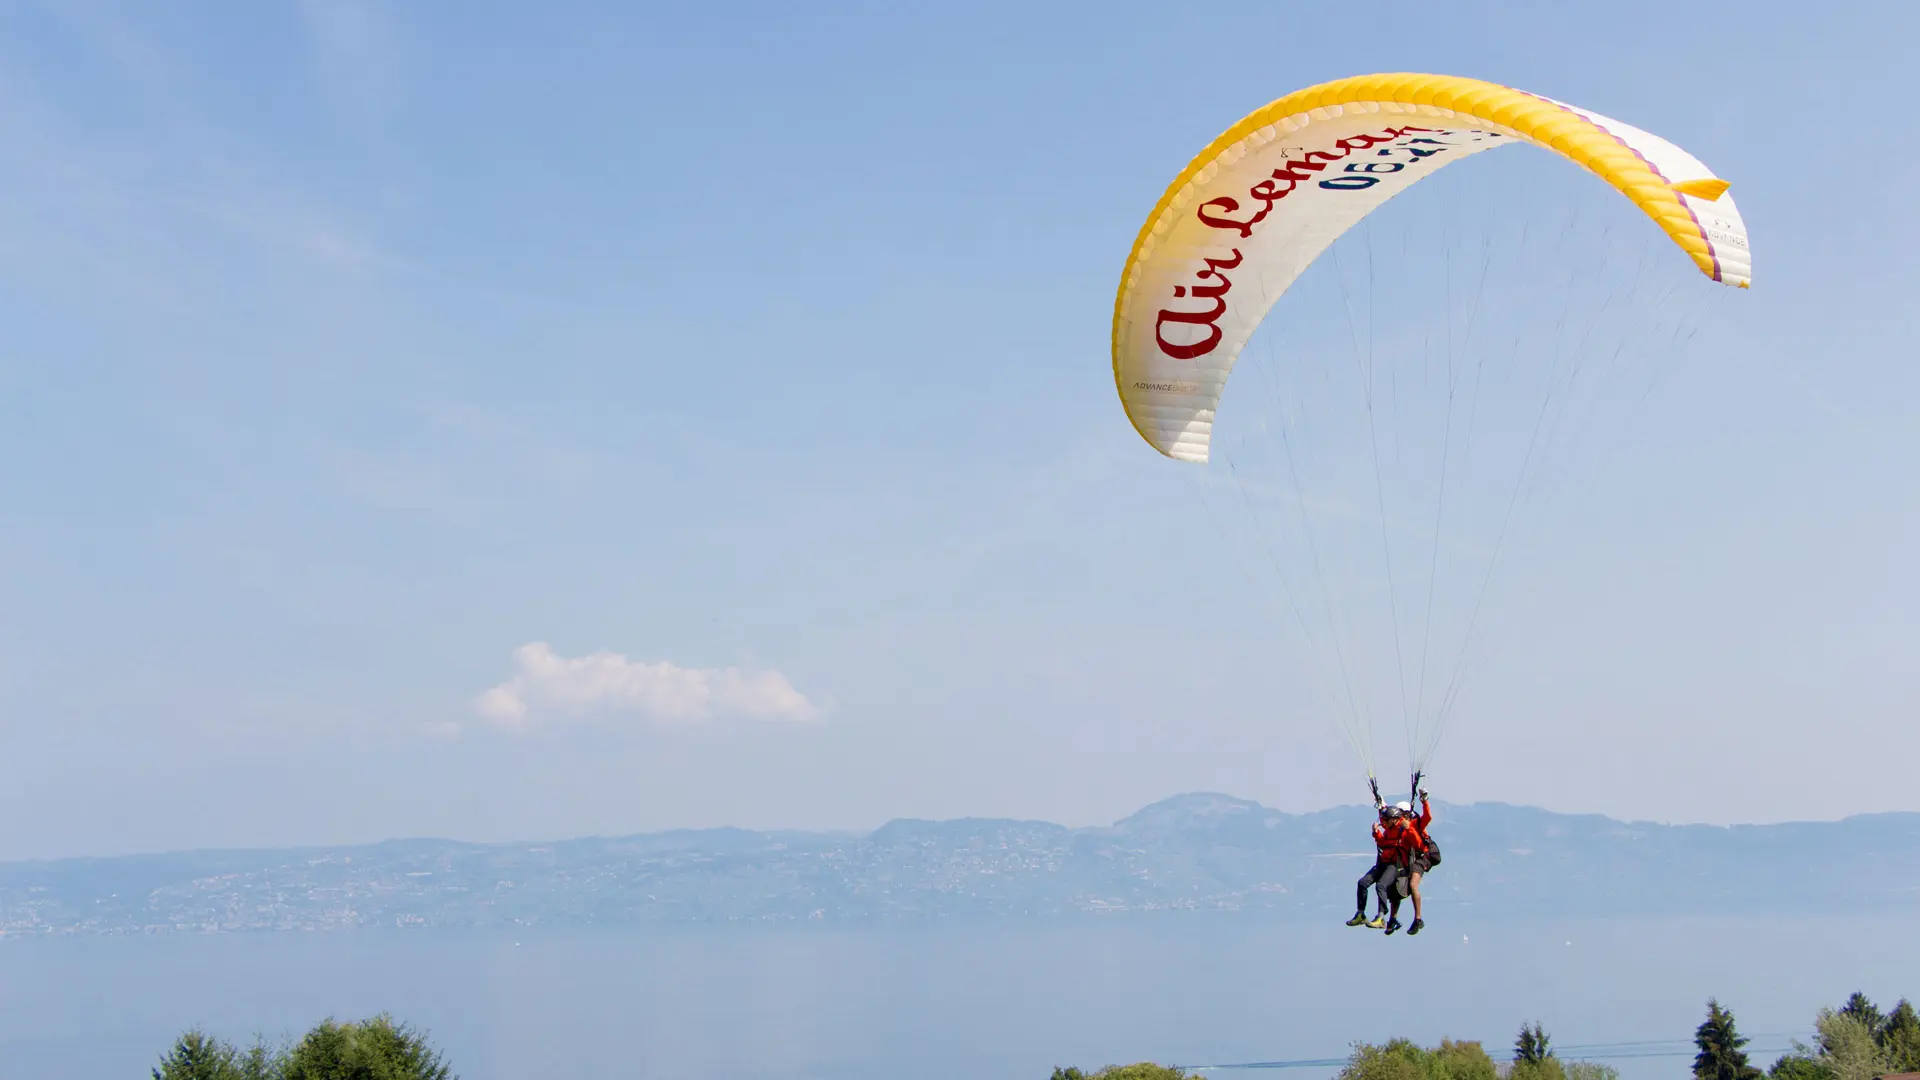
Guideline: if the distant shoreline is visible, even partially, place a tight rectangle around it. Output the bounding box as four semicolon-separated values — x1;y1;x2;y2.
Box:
10;796;1914;868
4;795;1916;936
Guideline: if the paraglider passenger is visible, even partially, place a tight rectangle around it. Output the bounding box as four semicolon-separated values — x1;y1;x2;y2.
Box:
1347;798;1404;930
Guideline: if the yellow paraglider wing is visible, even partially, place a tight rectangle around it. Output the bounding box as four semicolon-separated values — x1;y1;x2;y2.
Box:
1111;73;1751;463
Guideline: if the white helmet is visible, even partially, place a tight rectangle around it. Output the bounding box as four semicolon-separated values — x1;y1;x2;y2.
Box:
1395;801;1412;813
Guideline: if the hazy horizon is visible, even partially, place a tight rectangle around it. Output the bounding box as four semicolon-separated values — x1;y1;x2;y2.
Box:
14;790;1920;866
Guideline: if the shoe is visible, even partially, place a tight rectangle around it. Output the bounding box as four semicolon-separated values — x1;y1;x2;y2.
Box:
1408;918;1424;936
1345;913;1368;927
1385;918;1402;935
1365;915;1386;929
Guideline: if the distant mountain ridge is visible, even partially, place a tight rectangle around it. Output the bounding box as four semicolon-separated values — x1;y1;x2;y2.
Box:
4;795;1916;935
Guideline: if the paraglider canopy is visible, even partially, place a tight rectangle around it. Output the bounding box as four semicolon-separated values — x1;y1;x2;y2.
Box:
1113;72;1750;465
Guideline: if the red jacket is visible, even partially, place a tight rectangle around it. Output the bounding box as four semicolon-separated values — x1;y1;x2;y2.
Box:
1372;818;1412;862
1405;800;1434;856
1372;801;1433;864
1370;820;1389;860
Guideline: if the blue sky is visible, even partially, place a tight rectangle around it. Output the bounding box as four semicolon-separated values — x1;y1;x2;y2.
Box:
0;0;1913;860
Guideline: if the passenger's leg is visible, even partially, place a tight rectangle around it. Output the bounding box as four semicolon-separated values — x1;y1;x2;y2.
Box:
1374;865;1398;917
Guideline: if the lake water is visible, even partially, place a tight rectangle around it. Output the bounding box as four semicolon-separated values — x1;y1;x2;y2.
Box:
1;915;1908;1080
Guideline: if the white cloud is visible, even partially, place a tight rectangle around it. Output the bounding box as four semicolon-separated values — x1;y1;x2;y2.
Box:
472;642;820;733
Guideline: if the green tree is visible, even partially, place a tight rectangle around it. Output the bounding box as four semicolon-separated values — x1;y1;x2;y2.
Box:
1881;1000;1920;1072
1767;1052;1836;1080
1516;1024;1553;1066
1047;1067;1188;1080
1332;1038;1497;1080
1508;1022;1567;1080
1564;1063;1619;1080
1805;1008;1891;1080
153;1029;247;1080
1337;1038;1431;1080
279;1015;455;1080
1838;994;1886;1039
1695;998;1763;1080
1432;1039;1499;1080
1510;1058;1569;1080
235;1040;279;1080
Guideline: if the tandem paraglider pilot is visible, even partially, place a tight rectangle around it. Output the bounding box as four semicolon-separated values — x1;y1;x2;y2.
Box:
1347;777;1438;937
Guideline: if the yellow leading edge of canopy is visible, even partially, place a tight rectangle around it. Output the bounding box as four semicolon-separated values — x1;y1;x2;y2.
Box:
1110;73;1746;442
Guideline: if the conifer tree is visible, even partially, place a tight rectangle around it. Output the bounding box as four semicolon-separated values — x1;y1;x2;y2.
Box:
1694;999;1763;1080
1516;1024;1553;1066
